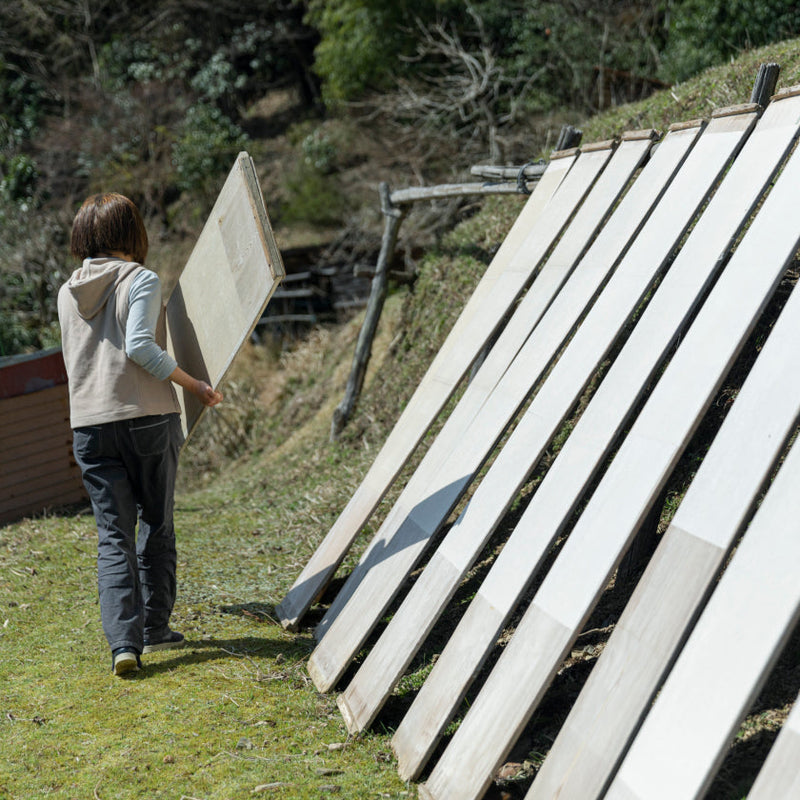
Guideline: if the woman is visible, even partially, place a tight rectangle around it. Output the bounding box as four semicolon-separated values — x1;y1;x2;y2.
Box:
58;193;222;676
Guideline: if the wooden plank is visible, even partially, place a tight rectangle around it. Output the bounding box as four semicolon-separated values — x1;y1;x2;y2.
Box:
0;475;86;523
1;456;82;495
1;418;73;452
275;147;581;630
3;472;84;507
0;431;74;476
0;446;75;485
527;126;800;796
748;689;800;799
166;151;285;440
418;101;800;800
0;384;69;421
0;487;86;524
1;403;70;436
604;434;800;800
0;410;71;449
0;392;69;438
308;123;707;693
392;95;800;782
1;458;79;495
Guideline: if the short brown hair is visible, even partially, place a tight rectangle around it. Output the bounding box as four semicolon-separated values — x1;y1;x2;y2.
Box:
70;193;148;264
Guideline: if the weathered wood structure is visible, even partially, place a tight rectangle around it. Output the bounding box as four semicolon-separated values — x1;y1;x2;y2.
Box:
279;66;799;798
0;348;86;524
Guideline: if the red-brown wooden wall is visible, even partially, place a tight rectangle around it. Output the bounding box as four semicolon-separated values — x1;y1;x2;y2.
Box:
0;349;86;525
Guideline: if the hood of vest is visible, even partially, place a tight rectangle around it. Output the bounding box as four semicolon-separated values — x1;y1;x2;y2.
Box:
67;258;141;320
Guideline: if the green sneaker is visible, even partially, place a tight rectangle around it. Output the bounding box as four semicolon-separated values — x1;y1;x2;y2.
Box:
142;630;186;654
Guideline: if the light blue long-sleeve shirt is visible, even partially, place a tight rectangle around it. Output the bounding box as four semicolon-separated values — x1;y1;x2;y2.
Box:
125;269;178;381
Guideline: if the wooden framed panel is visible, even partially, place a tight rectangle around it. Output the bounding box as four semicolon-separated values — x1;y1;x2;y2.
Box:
166;152;284;440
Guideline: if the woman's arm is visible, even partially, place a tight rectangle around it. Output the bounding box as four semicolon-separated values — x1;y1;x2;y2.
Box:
126;270;177;379
169;365;223;407
127;269;222;407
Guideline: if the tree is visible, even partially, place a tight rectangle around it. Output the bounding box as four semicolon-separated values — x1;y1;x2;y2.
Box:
306;0;440;104
662;0;800;80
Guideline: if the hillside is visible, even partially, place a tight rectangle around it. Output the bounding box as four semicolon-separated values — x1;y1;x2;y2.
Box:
3;40;800;800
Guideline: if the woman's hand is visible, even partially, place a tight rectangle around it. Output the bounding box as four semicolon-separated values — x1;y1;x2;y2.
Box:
169;366;223;407
193;380;223;407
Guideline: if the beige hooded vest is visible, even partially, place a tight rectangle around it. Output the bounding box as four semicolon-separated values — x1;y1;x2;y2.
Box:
58;258;180;428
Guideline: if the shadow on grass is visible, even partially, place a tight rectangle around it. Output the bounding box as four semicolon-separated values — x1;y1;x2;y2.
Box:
219;601;288;625
131;603;316;679
134;636;309;678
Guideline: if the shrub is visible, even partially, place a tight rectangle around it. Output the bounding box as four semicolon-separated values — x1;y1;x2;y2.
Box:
171;103;248;197
281;160;345;226
662;0;800;81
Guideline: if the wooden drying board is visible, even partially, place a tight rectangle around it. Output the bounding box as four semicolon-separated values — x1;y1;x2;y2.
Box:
420;107;800;800
307;139;644;693
337;129;698;732
166;152;284;441
528;90;800;800
364;103;773;755
310;123;697;696
606;429;800;800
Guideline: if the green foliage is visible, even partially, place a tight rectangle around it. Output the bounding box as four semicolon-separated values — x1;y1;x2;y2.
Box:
278;119;347;224
281;160;346;226
172;104;249;196
504;1;669;111
0;154;38;208
0;308;43;357
306;0;438;103
307;0;671;114
0;201;68;357
0;62;45;150
0;266;63;357
301;127;338;174
191;50;248;103
663;0;800;81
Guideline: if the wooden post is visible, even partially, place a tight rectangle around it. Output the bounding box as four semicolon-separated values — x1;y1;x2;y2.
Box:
331;182;407;440
555;123;583;151
750;62;780;107
329;144;562;439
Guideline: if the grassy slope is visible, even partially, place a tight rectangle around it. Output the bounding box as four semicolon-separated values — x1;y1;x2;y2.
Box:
3;41;800;800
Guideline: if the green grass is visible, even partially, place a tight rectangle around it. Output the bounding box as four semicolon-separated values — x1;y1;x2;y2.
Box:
0;508;410;799
5;40;800;799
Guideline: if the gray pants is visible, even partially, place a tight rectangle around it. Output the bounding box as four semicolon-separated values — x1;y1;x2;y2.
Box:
73;413;183;652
